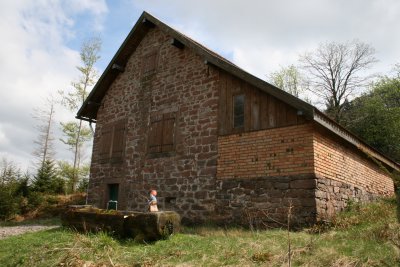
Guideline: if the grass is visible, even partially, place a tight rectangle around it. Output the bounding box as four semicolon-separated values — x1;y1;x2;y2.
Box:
0;198;399;266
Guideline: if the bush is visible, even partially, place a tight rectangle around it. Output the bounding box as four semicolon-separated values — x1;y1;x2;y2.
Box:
0;183;23;220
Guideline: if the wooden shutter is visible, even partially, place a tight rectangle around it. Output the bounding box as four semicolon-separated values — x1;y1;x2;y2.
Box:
148;115;163;153
111;120;126;163
99;125;112;163
142;51;157;74
162;113;175;152
148;112;176;154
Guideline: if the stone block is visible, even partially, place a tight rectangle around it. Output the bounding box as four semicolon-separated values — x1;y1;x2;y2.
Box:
290;179;316;189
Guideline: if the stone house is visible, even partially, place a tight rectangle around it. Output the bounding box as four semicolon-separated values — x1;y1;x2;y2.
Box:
77;12;398;226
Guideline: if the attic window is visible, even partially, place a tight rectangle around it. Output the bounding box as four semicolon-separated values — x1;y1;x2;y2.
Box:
148;112;176;155
142;51;158;75
233;94;245;128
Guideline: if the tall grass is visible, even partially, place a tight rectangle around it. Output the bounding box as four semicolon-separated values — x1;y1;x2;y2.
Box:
0;198;399;266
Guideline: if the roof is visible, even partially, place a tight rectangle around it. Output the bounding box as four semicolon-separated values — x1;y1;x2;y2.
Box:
77;11;399;172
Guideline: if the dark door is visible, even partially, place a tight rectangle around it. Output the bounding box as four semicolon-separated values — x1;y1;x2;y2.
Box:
107;184;119;210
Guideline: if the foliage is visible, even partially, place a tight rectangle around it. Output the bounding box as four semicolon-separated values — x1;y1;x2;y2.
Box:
0;158;25;220
269;64;306;98
1;199;399;266
58;161;89;193
32;160;65;195
59;37;101;192
300;40;377;122
59;122;92;150
341;73;400;162
59;37;101;111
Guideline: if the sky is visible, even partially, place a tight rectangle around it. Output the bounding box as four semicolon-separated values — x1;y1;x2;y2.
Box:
1;0;400;173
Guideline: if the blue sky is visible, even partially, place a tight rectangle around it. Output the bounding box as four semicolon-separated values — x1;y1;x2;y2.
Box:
1;0;400;172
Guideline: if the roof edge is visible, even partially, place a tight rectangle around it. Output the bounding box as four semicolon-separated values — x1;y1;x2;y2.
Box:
314;109;400;172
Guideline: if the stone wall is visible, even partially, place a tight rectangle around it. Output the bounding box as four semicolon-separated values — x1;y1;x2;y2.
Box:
315;176;378;220
88;26;219;223
215;174;317;227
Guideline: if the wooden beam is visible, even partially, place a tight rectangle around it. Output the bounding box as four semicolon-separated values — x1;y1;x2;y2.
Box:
170;38;184;49
142;18;155;27
111;63;125;72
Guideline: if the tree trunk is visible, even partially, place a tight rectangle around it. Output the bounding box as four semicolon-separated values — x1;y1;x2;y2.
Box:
72;119;83;192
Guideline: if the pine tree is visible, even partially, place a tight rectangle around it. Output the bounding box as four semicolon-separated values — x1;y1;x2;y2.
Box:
32;160;64;194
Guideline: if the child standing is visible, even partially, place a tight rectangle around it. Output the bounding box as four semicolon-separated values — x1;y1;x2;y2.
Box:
148;189;158;212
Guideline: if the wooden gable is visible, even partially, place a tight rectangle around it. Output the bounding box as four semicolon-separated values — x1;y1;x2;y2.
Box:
218;71;306;135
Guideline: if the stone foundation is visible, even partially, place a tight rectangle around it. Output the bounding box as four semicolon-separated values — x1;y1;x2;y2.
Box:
215;174;317;227
214;174;384;227
315;176;378;221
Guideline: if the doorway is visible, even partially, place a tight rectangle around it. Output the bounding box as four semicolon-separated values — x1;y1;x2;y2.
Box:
107;184;119;210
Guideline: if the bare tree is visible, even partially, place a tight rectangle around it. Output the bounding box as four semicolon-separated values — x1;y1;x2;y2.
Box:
300;40;377;122
32;96;56;167
59;37;101;192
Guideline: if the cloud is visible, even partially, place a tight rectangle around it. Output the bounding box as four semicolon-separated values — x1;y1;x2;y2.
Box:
0;0;108;172
132;0;400;76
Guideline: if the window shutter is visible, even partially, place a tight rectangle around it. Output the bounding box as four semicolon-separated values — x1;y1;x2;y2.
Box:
162;113;175;152
111;120;126;163
148;115;163;153
148;112;176;154
142;51;157;74
99;125;112;162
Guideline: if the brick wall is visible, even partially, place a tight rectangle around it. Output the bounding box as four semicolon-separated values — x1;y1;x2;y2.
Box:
313;128;394;196
217;123;315;178
216;123;317;226
88;26;219;222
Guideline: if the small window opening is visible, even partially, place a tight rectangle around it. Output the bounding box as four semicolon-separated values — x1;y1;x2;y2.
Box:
233;94;245;128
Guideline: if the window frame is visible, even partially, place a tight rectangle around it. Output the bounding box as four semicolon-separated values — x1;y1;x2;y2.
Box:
233;93;245;129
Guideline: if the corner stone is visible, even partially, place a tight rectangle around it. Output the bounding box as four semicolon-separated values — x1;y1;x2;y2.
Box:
290;179;316;189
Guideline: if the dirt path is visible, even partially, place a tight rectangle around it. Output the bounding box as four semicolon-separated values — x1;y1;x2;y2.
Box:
0;225;59;239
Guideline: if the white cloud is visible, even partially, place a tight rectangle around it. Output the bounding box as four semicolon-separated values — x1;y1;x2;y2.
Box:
0;0;108;172
132;0;400;77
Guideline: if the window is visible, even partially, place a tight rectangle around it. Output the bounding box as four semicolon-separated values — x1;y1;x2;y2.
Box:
142;51;158;75
233;94;245;128
99;119;126;163
148;112;175;154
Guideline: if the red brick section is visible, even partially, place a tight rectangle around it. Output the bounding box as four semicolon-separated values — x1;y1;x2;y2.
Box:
313;128;394;196
217;123;315;178
88;26;219;223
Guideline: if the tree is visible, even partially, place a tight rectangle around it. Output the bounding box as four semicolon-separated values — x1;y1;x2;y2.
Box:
59;37;101;192
269;64;305;97
343;74;400;163
32;96;56;167
300;40;377;122
0;158;22;185
32;159;64;194
0;158;26;220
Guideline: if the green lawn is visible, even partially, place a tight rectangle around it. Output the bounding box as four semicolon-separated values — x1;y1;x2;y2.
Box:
0;199;399;266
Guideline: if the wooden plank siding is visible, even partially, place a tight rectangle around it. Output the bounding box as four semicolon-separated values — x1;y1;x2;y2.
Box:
218;71;306;135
